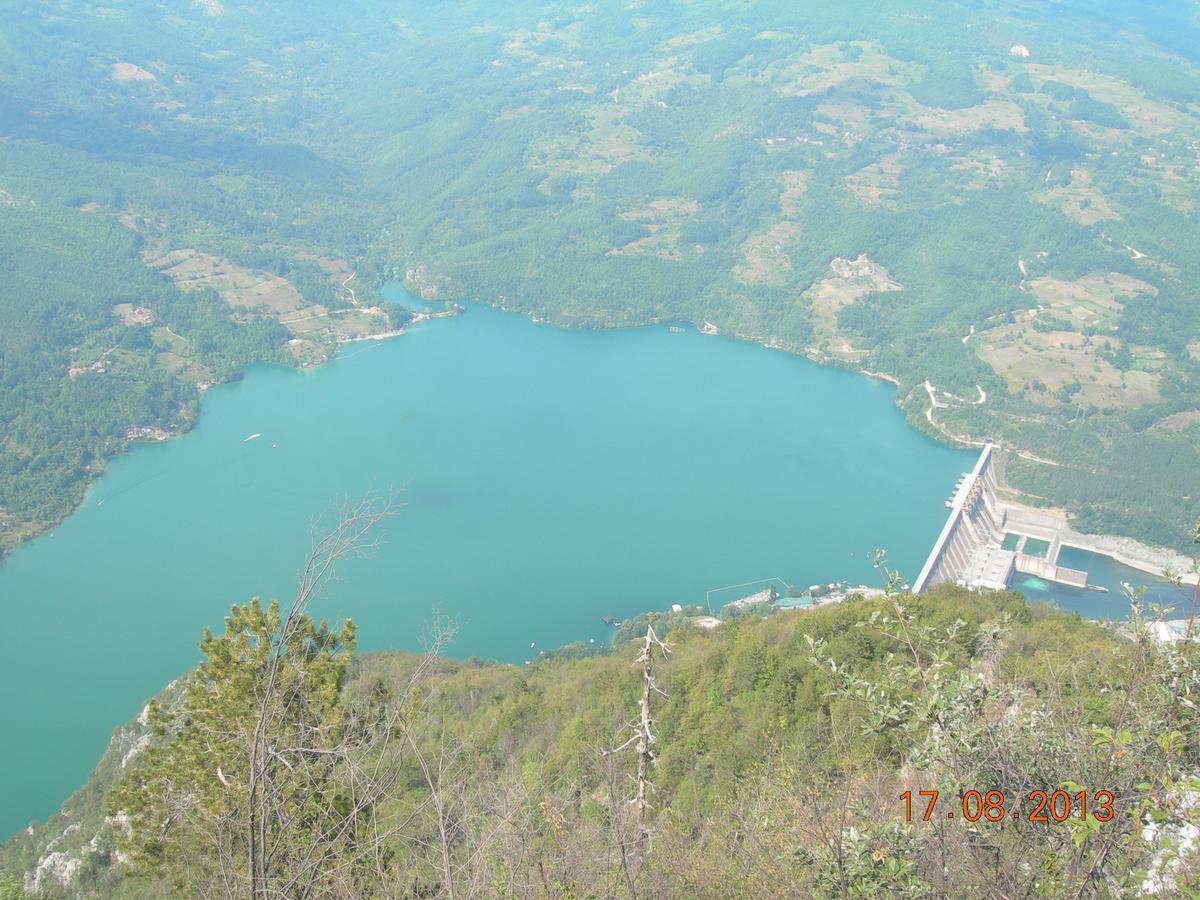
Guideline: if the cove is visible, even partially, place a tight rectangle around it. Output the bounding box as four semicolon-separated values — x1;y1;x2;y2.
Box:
0;298;973;838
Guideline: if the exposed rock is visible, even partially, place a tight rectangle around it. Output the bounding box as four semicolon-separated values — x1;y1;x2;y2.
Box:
26;850;82;893
121;733;151;769
111;62;156;83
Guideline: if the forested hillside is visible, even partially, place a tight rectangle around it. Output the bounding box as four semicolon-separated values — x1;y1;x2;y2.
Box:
3;0;1200;551
2;583;1197;897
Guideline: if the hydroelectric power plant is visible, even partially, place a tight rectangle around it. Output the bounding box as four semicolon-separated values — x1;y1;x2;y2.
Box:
913;445;1091;594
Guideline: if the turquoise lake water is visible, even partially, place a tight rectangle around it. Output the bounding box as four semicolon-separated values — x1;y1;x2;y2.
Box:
0;292;1184;839
0;296;972;837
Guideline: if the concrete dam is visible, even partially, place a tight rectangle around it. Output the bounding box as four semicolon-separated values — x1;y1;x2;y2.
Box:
912;445;1090;594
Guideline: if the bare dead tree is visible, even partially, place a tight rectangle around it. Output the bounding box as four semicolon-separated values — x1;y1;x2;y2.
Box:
266;625;455;899
244;493;399;898
1186;518;1199;639
605;625;670;874
399;702;536;899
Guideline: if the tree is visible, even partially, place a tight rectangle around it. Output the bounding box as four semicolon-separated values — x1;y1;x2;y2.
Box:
0;871;27;900
801;575;1200;897
387;304;415;330
605;625;670;878
116;599;357;893
113;494;448;899
1181;518;1199;639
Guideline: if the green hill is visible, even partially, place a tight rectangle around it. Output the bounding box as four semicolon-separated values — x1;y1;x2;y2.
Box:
2;1;1200;553
4;584;1197;897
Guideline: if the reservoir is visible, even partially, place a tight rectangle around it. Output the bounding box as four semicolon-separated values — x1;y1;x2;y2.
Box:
0;298;978;836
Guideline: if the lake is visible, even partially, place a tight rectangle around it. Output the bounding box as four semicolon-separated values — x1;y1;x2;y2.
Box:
0;293;981;837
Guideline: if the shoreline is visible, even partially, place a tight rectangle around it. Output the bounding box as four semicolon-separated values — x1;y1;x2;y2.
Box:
0;301;433;554
448;303;1197;582
4;298;1195;578
336;305;465;346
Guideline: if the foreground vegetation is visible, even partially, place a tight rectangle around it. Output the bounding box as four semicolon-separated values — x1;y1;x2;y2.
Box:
3;574;1196;897
2;1;1200;553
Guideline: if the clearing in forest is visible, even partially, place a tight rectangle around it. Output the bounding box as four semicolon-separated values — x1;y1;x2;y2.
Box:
803;255;901;357
1027;271;1156;331
1150;410;1200;433
778;170;808;217
607;197;701;261
898;99;1026;137
748;41;919;97
526;56;701;185
145;248;306;315
1127;153;1199;216
976;310;1160;409
1034;167;1120;226
111;62;156;83
950;152;1009;189
503;19;585;69
814;99;877;138
112;303;155;326
1024;64;1190;137
143;247;390;352
845;154;903;206
733;222;801;285
732;171;810;285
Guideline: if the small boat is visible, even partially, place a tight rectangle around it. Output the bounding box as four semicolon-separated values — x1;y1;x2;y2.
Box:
600;615;620;627
243;433;262;443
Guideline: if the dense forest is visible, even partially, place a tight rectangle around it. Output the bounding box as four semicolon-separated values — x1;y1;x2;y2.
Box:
3;0;1200;553
2;576;1197;897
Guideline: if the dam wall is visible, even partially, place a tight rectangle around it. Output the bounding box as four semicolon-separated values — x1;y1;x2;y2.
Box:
912;445;1005;593
912;444;1089;594
915;448;1195;597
